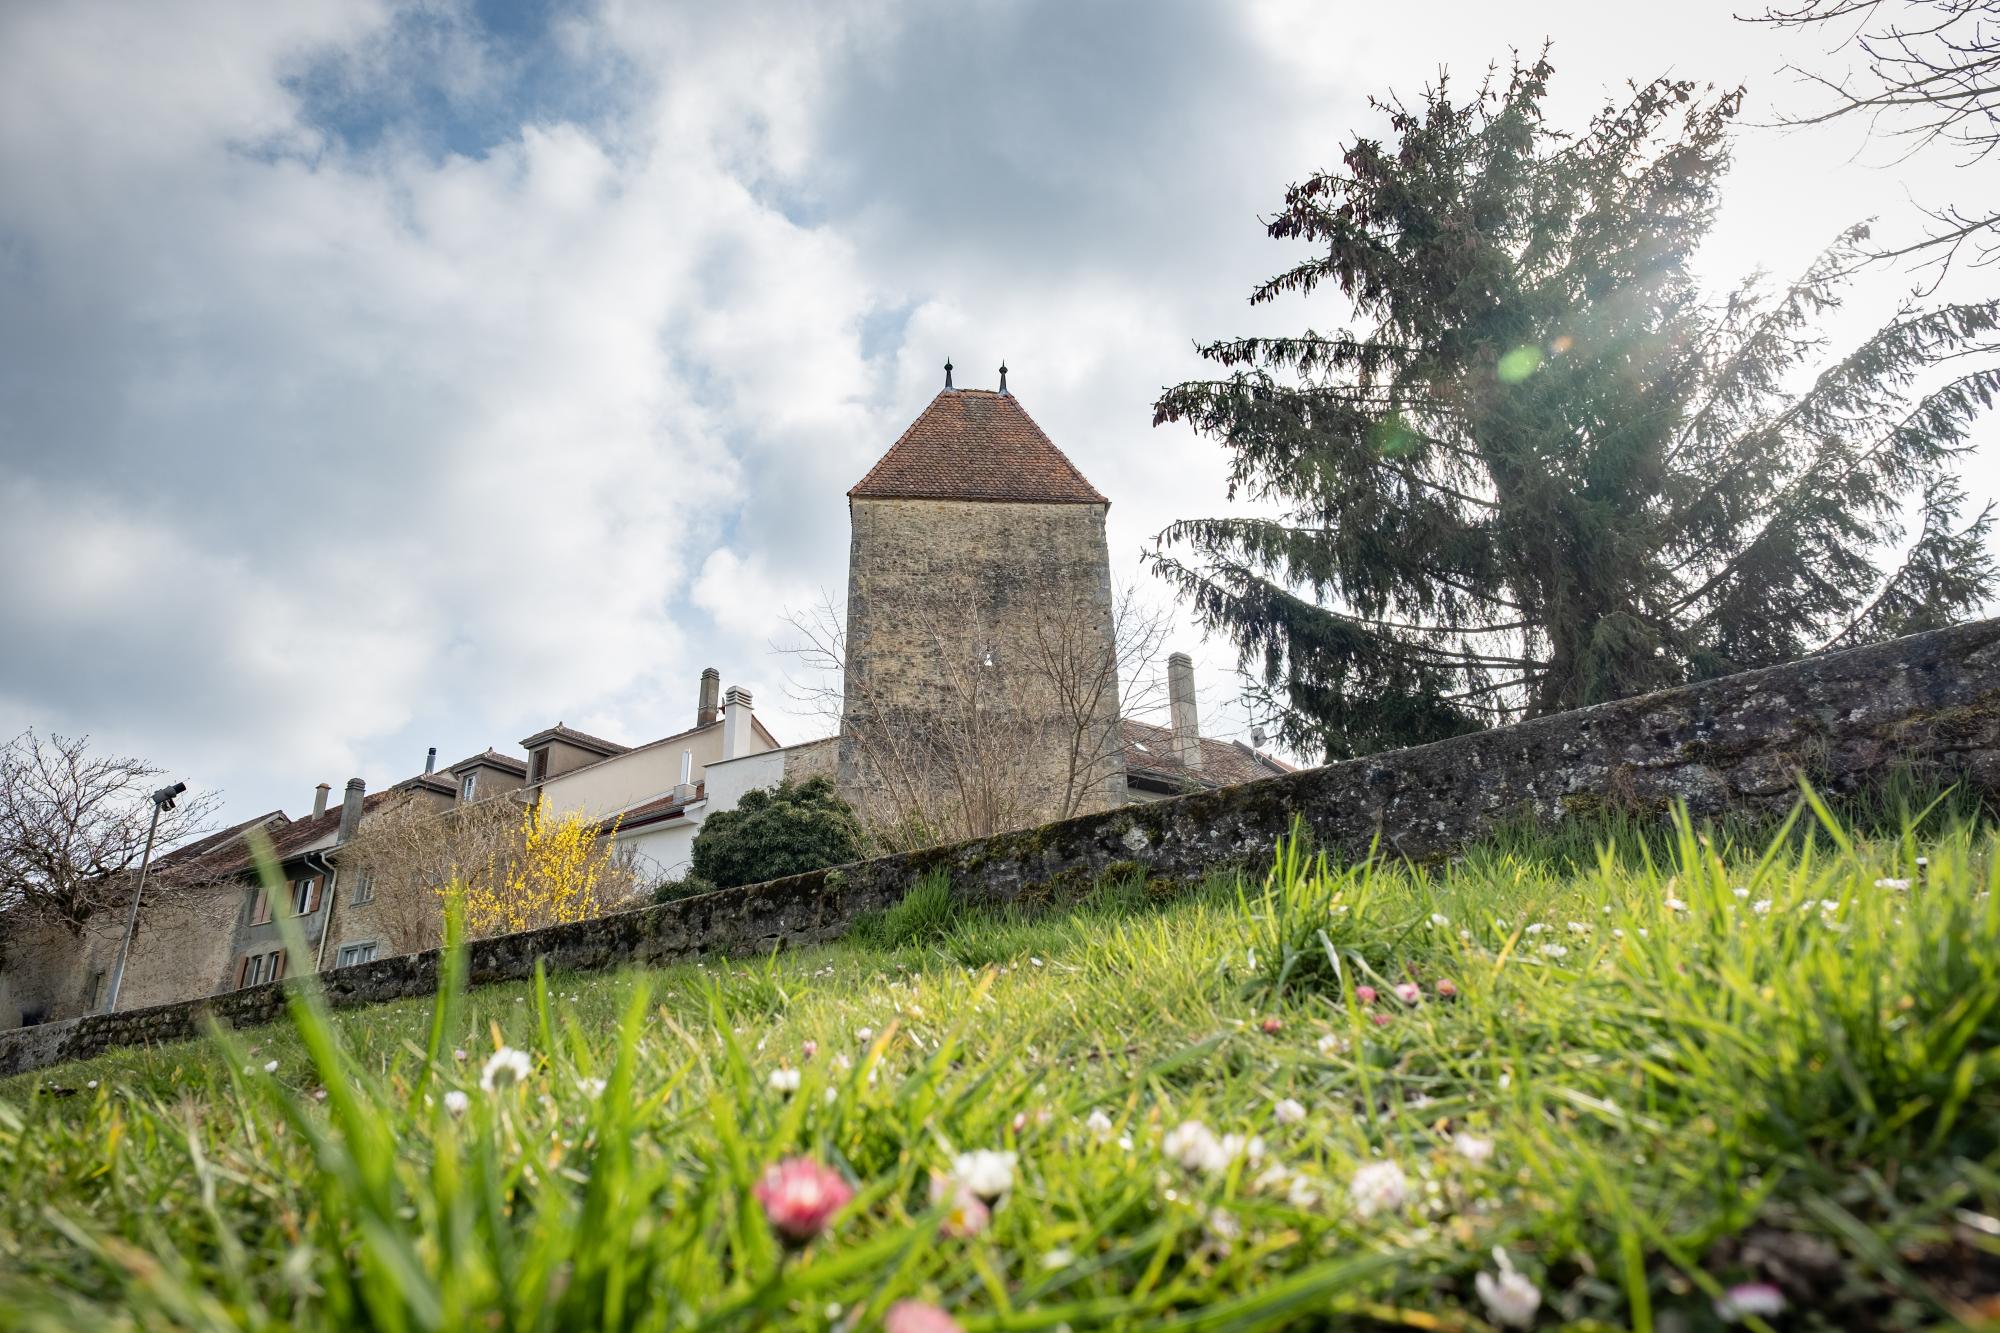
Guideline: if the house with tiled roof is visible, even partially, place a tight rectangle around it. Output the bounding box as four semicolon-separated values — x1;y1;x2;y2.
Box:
1121;655;1292;797
531;673;798;884
445;748;527;803
0;806;291;1028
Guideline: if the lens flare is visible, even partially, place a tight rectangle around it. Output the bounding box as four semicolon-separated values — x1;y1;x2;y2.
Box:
1496;346;1544;383
1367;413;1418;456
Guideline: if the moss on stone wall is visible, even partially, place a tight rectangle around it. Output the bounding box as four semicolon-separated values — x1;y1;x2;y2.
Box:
8;619;1999;1080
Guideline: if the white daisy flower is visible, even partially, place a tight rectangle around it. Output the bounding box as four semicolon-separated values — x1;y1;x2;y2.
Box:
1163;1120;1235;1174
1476;1249;1542;1328
479;1047;532;1093
1204;1207;1240;1250
1347;1160;1410;1217
950;1149;1017;1202
1715;1282;1786;1322
1453;1132;1495;1164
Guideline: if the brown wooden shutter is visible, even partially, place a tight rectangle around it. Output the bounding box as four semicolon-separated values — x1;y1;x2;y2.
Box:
250;888;269;925
234;955;250;989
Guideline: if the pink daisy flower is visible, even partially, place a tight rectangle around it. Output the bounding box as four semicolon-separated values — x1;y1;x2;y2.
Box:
753;1157;853;1243
885;1301;965;1333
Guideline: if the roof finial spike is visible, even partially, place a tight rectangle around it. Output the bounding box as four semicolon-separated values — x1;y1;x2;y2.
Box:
998;361;1009;394
943;357;954;390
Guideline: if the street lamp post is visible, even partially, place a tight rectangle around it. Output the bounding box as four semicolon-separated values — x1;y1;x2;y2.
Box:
104;781;185;1013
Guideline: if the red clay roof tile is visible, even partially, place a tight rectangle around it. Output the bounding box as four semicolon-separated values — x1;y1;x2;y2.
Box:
1119;718;1295;790
850;390;1108;505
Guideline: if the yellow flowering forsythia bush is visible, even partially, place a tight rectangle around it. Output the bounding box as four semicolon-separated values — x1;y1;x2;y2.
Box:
453;798;631;939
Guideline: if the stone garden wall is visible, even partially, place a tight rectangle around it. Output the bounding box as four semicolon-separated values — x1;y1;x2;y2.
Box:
7;618;1997;1079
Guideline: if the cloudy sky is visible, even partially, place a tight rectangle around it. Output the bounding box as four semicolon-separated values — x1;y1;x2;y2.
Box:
1;0;1990;828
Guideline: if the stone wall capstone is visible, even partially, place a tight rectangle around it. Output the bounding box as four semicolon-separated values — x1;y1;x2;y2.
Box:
6;618;1997;1080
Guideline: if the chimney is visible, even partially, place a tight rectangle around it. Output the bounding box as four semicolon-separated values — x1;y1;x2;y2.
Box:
722;686;753;760
337;777;365;844
424;746;437;774
672;748;695;804
1168;652;1202;770
312;783;330;820
697;667;722;726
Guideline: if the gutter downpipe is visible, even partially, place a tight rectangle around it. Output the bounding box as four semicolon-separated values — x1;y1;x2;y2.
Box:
307;849;340;974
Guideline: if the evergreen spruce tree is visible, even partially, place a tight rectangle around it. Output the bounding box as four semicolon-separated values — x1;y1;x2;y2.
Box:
1153;56;1999;760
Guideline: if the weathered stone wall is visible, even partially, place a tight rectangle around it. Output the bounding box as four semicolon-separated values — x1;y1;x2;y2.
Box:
0;880;241;1030
838;497;1126;833
8;618;1997;1080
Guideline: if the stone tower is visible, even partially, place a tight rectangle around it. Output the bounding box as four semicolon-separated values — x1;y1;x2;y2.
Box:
840;371;1125;839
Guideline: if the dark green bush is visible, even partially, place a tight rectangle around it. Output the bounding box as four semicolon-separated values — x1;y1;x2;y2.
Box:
689;775;862;889
650;873;717;904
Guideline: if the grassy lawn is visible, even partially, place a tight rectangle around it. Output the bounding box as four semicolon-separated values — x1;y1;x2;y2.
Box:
2;797;1997;1330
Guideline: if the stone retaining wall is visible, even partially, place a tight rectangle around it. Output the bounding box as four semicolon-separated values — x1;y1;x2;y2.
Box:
7;618;1998;1080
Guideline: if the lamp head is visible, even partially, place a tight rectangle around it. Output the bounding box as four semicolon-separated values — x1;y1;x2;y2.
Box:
153;781;187;812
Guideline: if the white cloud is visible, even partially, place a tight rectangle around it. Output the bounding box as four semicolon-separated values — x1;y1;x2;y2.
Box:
0;0;1990;822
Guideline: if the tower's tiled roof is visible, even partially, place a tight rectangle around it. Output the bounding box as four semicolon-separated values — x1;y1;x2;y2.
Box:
849;390;1108;505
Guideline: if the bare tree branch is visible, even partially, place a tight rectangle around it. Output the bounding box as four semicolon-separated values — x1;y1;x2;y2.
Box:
0;730;218;939
778;587;1162;847
1752;0;2000;274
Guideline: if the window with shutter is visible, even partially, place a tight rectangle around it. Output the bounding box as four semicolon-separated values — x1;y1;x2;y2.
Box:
270;950;286;980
